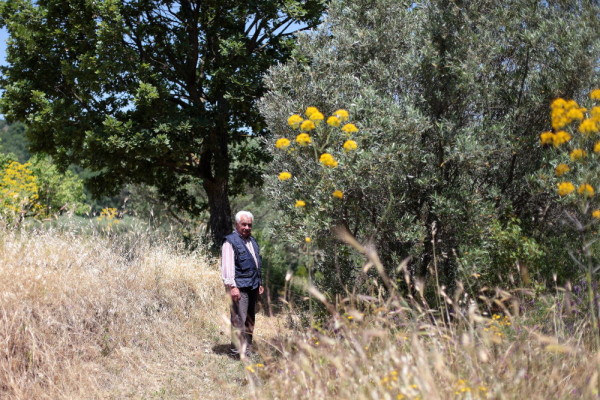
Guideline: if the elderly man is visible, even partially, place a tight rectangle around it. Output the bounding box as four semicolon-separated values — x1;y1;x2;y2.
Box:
221;210;264;355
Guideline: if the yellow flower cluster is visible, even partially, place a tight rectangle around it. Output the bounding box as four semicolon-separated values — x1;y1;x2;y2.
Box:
341;123;358;134
551;98;586;130
278;107;359;209
97;207;120;227
555;181;595;198
578;183;595;197
275;138;291;149
555;164;570;177
539;130;571;147
570;148;587;161
319;153;338;168
327;116;341;127
593;210;600;219
278;171;292;181
296;133;312;146
0;161;41;216
453;379;488;396
541;90;600;201
287;114;303;129
343;140;358;152
300;119;316;131
557;182;575;196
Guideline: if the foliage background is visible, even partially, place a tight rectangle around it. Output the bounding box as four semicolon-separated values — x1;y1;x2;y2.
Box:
259;0;600;297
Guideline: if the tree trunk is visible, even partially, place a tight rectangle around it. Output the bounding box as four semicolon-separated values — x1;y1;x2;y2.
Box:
204;176;233;249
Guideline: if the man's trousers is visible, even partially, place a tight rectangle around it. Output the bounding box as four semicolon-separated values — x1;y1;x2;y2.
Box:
230;287;259;351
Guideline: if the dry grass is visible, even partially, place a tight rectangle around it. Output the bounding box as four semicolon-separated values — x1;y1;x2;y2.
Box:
254;285;600;400
3;225;600;400
0;227;286;399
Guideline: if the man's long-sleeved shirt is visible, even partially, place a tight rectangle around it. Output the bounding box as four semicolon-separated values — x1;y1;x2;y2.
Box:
221;234;259;288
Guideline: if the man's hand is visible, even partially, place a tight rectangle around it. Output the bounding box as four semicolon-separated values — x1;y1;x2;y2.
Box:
258;285;264;295
230;287;241;302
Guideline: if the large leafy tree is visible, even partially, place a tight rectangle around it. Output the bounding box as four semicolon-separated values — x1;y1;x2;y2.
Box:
0;0;324;244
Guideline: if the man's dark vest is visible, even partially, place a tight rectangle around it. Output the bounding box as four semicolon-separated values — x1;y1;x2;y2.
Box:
225;232;261;289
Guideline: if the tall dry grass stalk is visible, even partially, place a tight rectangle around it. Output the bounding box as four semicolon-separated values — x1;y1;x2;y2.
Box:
0;227;242;399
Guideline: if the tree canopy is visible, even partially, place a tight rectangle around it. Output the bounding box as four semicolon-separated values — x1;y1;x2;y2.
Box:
0;0;324;243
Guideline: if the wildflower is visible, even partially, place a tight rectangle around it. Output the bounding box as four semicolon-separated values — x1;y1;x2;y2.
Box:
566;107;585;121
555;164;570;177
309;111;324;124
327;116;341;127
343;140;358;152
287;114;303;129
595;141;600;153
551;98;585;129
579;119;598;135
300;120;316;132
557;182;575;196
295;200;306;207
570;148;587;161
592;107;600;119
551;98;567;109
553;130;571;147
592;210;600;219
341;123;359;134
319;153;339;168
334;109;349;121
539;131;555;145
578;183;595;197
295;133;312;146
305;107;319;118
332;190;344;199
590;89;600;100
245;365;256;373
305;237;311;242
275;138;291;149
278;172;292;181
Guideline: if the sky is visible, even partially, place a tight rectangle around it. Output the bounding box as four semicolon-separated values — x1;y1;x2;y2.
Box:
0;28;7;66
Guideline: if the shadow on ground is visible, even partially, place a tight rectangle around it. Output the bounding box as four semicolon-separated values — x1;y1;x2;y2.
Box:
212;344;239;360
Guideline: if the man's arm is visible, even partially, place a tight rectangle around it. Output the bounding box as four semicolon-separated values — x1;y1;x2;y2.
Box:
221;241;240;301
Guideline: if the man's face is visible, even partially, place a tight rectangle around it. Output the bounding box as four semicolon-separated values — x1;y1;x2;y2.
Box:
235;215;253;239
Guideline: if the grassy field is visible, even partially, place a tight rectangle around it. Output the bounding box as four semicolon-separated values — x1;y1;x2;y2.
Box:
1;226;599;399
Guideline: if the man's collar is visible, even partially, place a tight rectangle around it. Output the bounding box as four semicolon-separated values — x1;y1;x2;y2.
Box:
235;231;251;241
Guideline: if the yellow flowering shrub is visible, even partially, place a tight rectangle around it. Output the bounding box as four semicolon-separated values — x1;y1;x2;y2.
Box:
267;106;362;247
0;161;42;222
540;89;600;221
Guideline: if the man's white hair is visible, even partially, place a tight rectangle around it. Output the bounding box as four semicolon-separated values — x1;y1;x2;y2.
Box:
235;210;254;223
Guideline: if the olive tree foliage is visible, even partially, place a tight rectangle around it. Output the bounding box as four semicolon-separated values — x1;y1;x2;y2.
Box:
0;0;324;245
259;0;600;295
